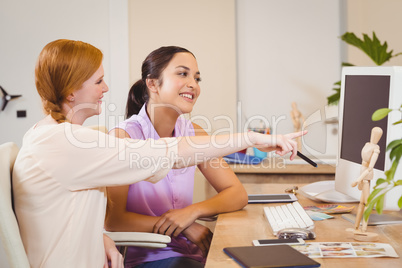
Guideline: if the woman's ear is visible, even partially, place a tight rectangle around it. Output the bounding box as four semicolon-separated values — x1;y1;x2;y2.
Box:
146;78;159;93
66;93;75;102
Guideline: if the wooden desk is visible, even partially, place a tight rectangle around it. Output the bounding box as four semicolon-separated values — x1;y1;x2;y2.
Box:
229;159;336;174
230;162;335;184
205;183;402;268
229;159;336;184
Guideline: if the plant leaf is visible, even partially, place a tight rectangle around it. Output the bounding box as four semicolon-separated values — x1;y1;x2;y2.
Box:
367;187;383;203
375;178;387;186
341;32;394;65
389;143;402;162
393;119;402;125
384;169;395;181
372;108;392;121
364;195;379;220
398;195;402;208
327;87;340;105
341;62;355;67
385;161;398;180
375;196;385;214
387;139;402;151
364;204;374;221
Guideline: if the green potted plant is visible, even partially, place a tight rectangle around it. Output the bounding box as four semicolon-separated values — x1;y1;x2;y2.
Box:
364;107;402;220
327;32;402;105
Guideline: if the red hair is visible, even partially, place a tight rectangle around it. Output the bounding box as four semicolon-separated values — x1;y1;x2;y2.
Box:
35;39;103;122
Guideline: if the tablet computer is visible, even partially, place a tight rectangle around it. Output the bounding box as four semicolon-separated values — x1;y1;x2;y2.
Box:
248;194;297;203
223;245;321;268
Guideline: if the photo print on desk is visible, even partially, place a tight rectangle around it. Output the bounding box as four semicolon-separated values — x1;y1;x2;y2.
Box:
291;242;398;258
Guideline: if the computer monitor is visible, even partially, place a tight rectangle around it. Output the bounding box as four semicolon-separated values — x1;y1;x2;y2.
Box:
335;66;402;211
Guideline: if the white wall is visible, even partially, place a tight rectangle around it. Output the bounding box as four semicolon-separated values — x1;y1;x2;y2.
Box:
2;1;402;147
126;0;238;206
0;0;111;146
0;0;130;147
345;0;402;66
236;0;344;158
128;0;237;134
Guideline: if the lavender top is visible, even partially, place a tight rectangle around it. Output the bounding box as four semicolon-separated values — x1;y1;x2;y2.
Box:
112;104;204;266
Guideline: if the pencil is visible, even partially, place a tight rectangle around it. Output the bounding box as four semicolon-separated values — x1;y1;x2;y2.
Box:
297;151;318;167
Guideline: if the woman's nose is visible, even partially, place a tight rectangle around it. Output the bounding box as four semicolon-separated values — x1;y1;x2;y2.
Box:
103;82;109;93
187;77;198;88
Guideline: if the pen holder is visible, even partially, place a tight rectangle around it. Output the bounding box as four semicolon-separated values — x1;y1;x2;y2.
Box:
253;148;267;159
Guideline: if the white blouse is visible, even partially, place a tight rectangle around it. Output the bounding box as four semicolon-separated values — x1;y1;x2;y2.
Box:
12;123;177;267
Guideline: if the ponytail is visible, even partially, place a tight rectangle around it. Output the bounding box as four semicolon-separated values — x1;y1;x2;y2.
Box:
126;79;149;118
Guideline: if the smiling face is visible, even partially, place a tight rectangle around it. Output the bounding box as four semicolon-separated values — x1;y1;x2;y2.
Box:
67;64;109;123
149;52;201;114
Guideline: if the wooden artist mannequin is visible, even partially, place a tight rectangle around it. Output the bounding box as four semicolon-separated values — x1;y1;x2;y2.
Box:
290;102;305;151
348;127;383;242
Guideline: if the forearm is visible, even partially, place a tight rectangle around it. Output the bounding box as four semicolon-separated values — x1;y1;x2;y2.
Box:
105;211;161;233
193;157;248;218
174;132;255;169
188;185;248;218
152;186;247;237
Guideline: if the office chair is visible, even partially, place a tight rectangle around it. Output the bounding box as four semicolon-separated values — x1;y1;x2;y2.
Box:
104;231;171;257
0;140;170;267
0;142;29;268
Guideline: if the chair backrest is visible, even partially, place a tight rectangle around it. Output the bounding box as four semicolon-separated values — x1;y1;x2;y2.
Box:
0;142;30;268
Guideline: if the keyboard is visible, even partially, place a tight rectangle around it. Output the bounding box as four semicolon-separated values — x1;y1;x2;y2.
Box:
264;201;314;235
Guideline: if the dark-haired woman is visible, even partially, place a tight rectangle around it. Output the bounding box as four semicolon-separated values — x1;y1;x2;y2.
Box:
105;47;303;268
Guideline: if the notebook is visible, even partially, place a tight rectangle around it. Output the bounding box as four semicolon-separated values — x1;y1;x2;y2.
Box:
223;245;321;268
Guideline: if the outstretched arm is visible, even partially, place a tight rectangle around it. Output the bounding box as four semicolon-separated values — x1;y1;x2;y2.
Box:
172;130;305;169
111;126;305;169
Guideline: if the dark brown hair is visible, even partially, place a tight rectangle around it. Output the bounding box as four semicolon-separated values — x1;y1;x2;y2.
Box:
126;46;195;118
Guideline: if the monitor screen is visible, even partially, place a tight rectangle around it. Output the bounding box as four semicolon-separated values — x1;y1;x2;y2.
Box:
340;75;389;171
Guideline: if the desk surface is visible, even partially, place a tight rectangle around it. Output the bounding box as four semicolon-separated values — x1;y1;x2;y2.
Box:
205;183;402;268
228;160;335;174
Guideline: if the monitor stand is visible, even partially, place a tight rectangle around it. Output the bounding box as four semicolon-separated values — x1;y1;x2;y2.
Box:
342;211;402;226
299;180;359;203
